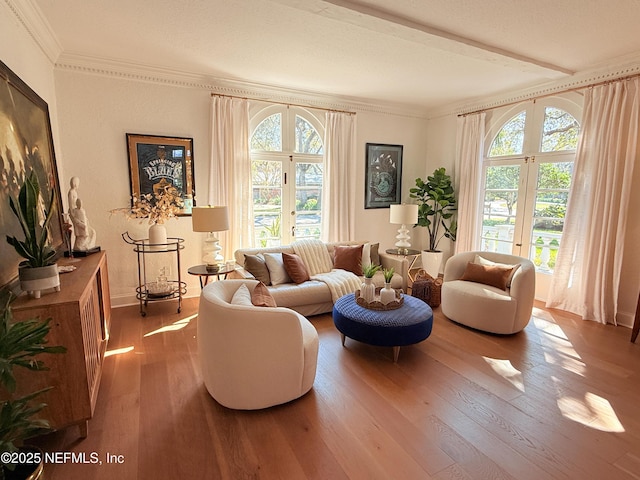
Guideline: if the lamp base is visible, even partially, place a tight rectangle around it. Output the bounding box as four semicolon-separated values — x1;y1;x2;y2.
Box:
394;224;412;251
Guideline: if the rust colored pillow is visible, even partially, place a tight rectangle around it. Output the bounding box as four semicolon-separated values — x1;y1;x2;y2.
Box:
460;261;518;291
251;281;277;307
333;244;364;275
282;253;310;284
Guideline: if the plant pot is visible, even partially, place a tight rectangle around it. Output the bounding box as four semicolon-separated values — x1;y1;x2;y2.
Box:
380;282;396;305
360;277;376;303
421;250;443;279
18;264;60;299
2;446;45;480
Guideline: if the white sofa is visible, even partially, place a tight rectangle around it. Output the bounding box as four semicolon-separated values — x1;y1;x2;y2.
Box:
441;251;535;334
198;279;319;410
231;241;408;316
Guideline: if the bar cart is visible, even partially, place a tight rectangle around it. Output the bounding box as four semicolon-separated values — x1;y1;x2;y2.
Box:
122;232;186;316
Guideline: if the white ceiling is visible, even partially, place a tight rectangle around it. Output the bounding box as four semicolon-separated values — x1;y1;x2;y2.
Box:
33;0;640;113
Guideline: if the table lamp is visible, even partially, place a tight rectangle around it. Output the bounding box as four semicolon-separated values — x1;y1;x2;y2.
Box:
192;206;230;272
390;203;418;254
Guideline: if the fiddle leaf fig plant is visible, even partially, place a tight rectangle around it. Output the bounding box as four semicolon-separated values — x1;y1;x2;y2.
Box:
6;170;57;268
409;167;457;252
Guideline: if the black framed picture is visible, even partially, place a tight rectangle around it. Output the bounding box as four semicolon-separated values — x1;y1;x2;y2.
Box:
0;60;65;296
126;133;195;215
364;143;403;209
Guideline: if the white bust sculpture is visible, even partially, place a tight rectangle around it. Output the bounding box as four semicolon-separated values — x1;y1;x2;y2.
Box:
69;192;97;251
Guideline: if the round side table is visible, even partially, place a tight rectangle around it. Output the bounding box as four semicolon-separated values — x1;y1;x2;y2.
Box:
188;264;235;289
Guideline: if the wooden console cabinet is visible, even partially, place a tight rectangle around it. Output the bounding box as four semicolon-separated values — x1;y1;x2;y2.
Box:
10;251;111;437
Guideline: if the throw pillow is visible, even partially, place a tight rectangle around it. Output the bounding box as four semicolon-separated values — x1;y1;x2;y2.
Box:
460;261;518;291
230;283;253;305
282;252;310;284
251;281;277;307
244;254;271;285
474;254;520;287
263;252;292;285
361;242;380;268
333;244;364;275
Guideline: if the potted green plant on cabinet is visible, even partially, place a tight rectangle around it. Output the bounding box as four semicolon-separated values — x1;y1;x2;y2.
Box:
409;167;457;278
6;171;59;299
0;294;66;480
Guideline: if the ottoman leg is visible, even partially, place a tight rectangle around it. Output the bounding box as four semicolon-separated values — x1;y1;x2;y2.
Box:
393;346;400;363
341;333;346;346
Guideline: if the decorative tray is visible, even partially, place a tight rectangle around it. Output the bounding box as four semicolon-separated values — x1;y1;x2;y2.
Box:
355;288;404;311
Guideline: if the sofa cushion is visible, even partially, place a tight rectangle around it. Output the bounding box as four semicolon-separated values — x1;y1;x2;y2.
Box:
334;244;364;275
460;261;518;291
264;252;292;285
244;254;271;285
251;281;277;307
230;283;253;305
282;253;310;284
268;280;333;308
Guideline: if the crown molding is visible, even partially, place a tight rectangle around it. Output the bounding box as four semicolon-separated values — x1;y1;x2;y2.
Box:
427;55;640;119
54;53;431;119
6;0;62;64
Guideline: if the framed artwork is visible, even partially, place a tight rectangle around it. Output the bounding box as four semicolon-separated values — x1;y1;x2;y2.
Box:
0;60;65;296
126;133;195;215
364;143;403;209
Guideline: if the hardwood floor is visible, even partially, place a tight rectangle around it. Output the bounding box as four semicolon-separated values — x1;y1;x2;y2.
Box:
33;297;640;479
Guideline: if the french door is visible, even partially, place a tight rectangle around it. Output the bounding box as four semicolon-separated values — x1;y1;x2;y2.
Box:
479;98;581;298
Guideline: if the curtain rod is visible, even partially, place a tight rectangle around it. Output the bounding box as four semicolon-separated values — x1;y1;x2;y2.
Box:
458;71;640;117
211;92;356;115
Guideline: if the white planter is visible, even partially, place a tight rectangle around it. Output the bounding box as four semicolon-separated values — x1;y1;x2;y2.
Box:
19;264;60;299
421;250;443;279
380;283;396;305
360;277;376;303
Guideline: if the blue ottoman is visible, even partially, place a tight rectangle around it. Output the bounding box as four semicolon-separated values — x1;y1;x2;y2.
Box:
333;294;433;362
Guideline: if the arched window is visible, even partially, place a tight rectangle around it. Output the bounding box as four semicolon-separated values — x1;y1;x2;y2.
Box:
480;97;582;298
250;106;324;247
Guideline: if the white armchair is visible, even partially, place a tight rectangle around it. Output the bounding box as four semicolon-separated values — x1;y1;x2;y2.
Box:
197;279;319;409
441;251;535;334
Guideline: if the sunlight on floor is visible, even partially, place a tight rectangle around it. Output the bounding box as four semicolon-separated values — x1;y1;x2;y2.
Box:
105;345;134;357
532;314;626;433
556;390;625;432
483;357;524;392
534;317;587;376
144;313;197;337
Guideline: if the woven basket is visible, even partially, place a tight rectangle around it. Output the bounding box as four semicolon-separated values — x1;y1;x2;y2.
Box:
411;270;442;307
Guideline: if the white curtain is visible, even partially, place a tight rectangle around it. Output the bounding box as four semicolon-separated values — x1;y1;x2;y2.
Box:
454;112;486;253
547;78;640;324
321;111;356;242
209;96;252;260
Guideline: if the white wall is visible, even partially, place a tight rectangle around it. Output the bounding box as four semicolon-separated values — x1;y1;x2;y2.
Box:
53;71;211;305
53;70;431;305
354;112;428;250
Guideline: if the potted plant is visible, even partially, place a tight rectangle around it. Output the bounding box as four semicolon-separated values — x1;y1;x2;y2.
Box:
6;171;59;299
380;267;396;305
0;294;66;480
360;263;380;303
409;167;457;278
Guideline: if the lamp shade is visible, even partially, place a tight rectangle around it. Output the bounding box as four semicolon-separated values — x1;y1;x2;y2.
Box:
390;204;418;225
192;206;229;232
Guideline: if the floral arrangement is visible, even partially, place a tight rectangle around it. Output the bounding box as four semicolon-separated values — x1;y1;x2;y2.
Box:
112;183;184;225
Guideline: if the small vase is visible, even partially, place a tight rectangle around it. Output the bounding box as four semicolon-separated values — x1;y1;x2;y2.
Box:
360;277;376;303
380;282;396;305
149;223;168;250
